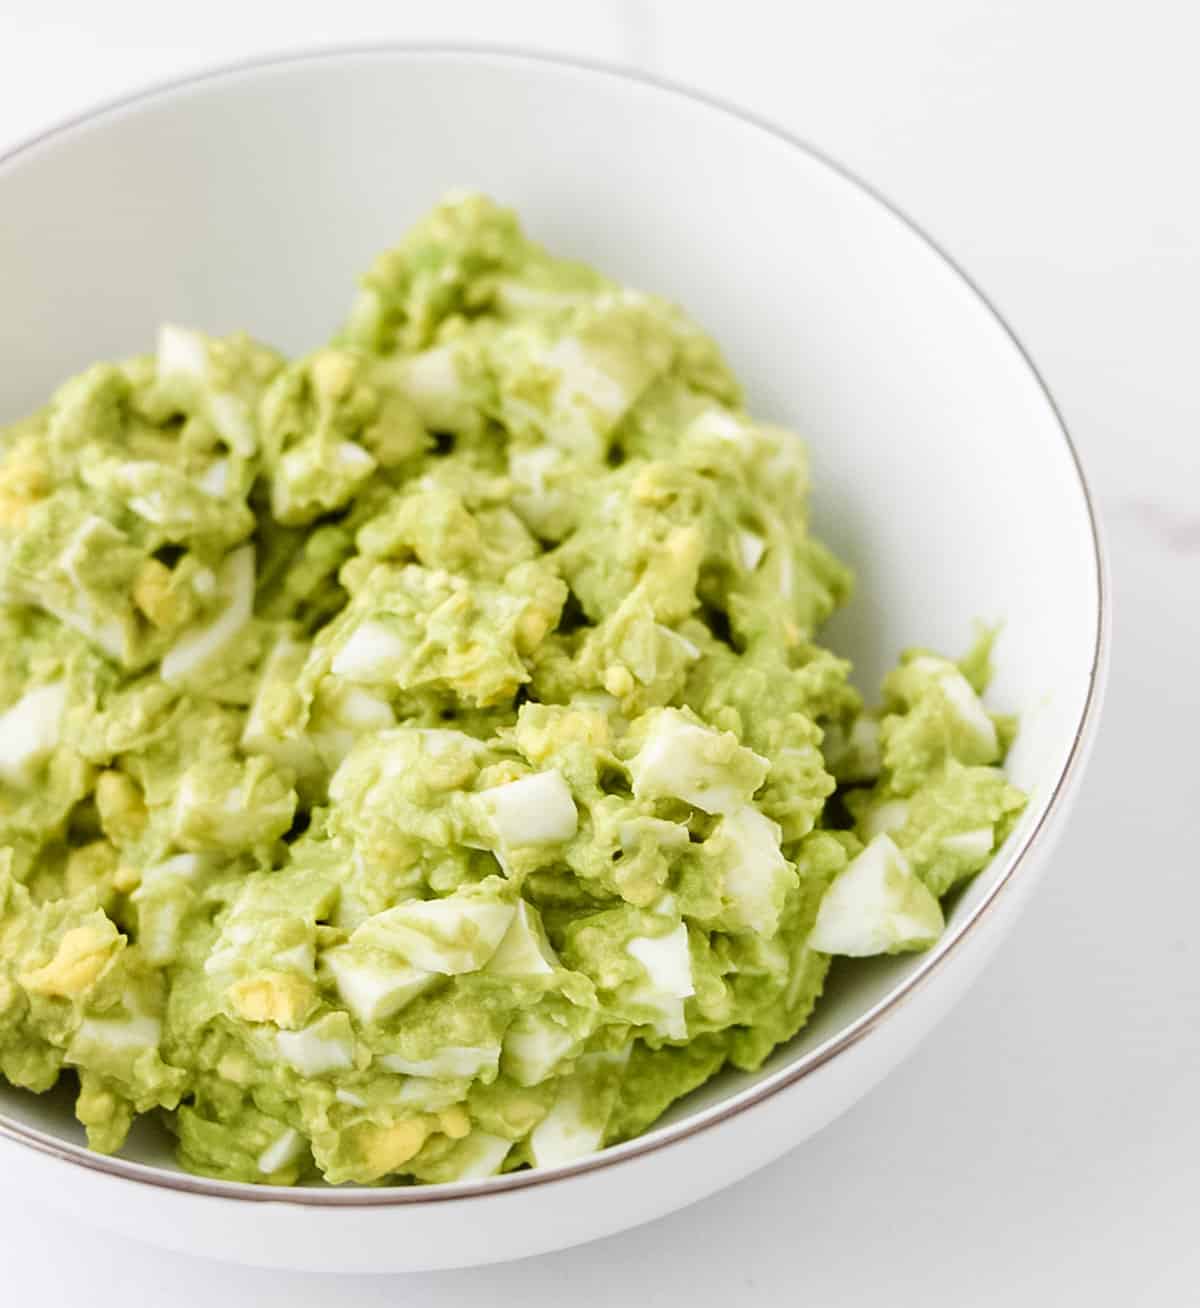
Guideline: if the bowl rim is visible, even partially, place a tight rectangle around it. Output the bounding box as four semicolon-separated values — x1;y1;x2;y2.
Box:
0;41;1109;1207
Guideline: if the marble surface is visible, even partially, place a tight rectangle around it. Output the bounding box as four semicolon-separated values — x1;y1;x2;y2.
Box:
1;3;1195;1302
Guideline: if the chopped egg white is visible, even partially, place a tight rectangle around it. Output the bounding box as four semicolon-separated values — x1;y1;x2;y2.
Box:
41;598;125;661
482;770;578;847
333;688;396;731
713;807;790;936
446;1131;512;1181
157;323;208;383
487;901;558;977
138;853;206;890
628;923;694;1040
0;680;67;787
941;827;995;859
276;1024;355;1077
161;545;255;684
737;528;766;572
331;621;407;681
508;444;563;495
393;1077;469;1111
401;347;465;428
335;440;375;471
909;656;999;755
687;409;750;444
502;1011;580;1087
352;893;516;974
862;798;911;840
628;713;768;815
656;625;701;660
529;1050;628;1169
207;392;256;456
416;727;484;757
547;337;627;423
257;1128;303;1175
380;1045;500;1080
628;924;694;999
617;817;691;853
72;1014;161;1055
323;948;436;1024
196;457;231;497
809;835;944;956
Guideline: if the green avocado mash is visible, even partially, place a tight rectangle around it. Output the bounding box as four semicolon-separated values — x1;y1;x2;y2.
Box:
0;194;1026;1185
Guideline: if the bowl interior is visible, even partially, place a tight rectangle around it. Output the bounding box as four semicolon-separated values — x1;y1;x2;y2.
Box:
0;50;1100;1178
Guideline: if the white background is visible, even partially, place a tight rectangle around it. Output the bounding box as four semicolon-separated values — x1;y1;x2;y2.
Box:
1;2;1197;1303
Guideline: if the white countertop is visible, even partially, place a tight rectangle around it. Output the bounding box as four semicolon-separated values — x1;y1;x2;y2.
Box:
1;3;1196;1302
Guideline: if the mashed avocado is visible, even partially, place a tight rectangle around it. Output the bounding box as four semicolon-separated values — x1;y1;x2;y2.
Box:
0;194;1026;1185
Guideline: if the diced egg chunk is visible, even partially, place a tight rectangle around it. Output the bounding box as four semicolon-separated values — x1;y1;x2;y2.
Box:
335;688;396;731
847;716;881;775
207;392;256;456
508;444;563;494
628;713;768;815
380;1044;500;1080
394;1077;469;1111
737;528;766;572
161;545;255;684
530;1093;604;1169
862;798;911;840
547;337;628;425
809;835;944;957
941;827;995;859
157;324;208;383
132;856;208;965
446;1131;512;1181
687;408;750;444
713;807;791;936
138;853;205;890
196;457;231;497
331;621;407;682
617;818;691;853
909;656;999;755
628;924;694;998
52;517;128;657
324;947;436;1024
273;943;315;975
482;770;578;847
0;680;67;787
276;1023;355;1077
494;279;591;313
627;923;694;1040
72;1014;161;1055
487;901;558;977
529;1050;628;1169
41;598;125;661
656;625;701;660
257;1128;303;1175
775;533;794;599
240;639;319;769
401;347;465;427
502;1011;580;1087
416;727;484;757
335;440;375;472
352;893;516;974
939;670;1000;753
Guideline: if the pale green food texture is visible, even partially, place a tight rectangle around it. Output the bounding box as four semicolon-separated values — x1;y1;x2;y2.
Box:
0;194;1027;1186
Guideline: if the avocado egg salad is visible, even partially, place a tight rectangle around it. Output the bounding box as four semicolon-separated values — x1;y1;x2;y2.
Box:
0;194;1026;1187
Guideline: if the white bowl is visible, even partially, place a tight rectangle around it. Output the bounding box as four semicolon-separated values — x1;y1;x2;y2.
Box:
0;47;1106;1273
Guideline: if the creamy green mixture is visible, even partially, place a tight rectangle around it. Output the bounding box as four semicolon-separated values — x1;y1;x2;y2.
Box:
0;195;1026;1186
